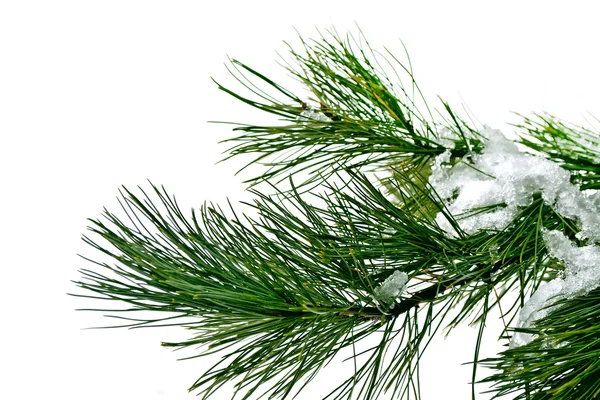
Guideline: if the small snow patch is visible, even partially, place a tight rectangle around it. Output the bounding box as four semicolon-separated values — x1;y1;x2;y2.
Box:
374;270;409;304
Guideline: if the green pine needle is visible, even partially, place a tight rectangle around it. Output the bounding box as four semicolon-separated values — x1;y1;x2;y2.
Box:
73;28;600;399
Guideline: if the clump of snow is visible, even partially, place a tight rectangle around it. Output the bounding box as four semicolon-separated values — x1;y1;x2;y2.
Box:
297;103;331;122
428;149;452;190
510;230;600;347
426;125;600;348
374;270;409;304
544;229;600;275
429;126;600;241
554;187;600;242
436;127;457;149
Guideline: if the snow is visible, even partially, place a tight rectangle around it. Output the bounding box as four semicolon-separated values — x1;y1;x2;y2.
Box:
374;270;409;304
429;126;600;241
297;103;331;122
427;126;600;347
436;127;457;149
510;230;600;347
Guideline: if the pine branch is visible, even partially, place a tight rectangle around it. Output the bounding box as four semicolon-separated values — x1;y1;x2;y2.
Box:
74;28;600;400
517;114;600;190
73;168;580;398
74;177;464;399
482;286;600;399
214;30;483;190
71;171;492;398
74;184;384;398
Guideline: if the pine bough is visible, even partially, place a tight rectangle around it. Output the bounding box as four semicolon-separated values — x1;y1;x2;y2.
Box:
73;30;600;400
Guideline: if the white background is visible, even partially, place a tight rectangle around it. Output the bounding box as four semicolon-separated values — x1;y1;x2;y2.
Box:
1;1;599;399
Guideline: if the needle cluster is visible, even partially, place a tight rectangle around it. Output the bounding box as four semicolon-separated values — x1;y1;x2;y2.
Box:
73;29;600;400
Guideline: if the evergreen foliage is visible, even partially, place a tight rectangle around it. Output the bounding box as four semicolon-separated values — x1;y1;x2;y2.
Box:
73;30;600;399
